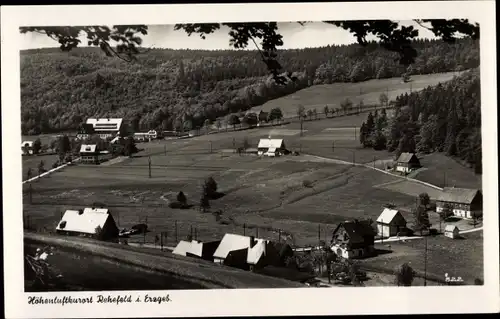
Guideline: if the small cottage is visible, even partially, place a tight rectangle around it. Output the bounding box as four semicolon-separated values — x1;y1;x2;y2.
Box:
56;208;119;241
246;240;294;271
330;220;376;259
395;152;421;174
436;187;483;219
444;225;460;239
79;144;112;164
376;208;407;238
257;138;286;156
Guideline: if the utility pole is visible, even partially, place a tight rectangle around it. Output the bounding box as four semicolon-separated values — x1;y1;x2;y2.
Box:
175;220;178;243
190;225;193;239
209;141;212;153
300;118;303;136
354;127;357;140
194;228;197;241
424;235;428;286
160;232;164;251
164;145;166;156
232;138;235;150
352;151;355;166
148;156;152;178
243;223;246;236
332;141;335;153
256;227;259;238
318;224;321;248
29;183;32;204
373;156;376;169
443;172;446;188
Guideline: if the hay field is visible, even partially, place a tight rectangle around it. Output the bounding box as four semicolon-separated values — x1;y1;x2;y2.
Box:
23;144;415;247
249;72;461;118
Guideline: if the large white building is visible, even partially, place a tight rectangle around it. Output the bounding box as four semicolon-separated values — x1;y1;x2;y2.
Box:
85;118;124;140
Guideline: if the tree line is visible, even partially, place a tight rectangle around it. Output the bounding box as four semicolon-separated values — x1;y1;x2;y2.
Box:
21;38;478;135
358;68;481;174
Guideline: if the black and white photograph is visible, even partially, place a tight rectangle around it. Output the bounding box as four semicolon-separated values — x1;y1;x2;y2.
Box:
2;2;498;318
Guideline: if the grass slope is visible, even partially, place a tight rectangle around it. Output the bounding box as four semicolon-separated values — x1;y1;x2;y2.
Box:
250;72;462;118
25;232;304;290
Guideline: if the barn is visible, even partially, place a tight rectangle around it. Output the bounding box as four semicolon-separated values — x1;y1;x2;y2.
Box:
257;138;286;156
56;208;119;241
395;152;421;174
436;187;483;219
444;225;460;239
376;208;407;238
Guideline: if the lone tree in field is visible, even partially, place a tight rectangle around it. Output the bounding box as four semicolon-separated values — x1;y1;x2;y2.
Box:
418;193;431;208
323;105;330;118
203;118;212;133
228;114;240;130
124;138;138;157
413;204;431;235
394;263;415;286
204;177;218;198
340;98;353;115
177;191;187;206
57;135;71;156
242;137;250;151
22;21;478;85
37;160;45;176
296;104;305;120
306;109;314;120
200;192;210;213
26;168;33;180
33;138;42;155
379;92;389;108
268;107;284;124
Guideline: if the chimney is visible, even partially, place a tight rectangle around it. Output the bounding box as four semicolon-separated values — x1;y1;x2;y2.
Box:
250;236;256;248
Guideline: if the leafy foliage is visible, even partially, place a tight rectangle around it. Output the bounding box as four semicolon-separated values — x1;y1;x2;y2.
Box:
20;22;479;135
177;191;187;205
394;262;415;286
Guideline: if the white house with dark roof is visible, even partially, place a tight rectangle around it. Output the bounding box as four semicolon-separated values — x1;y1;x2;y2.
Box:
395;152;421;174
444;225;460;239
376;208;407;238
257;138;286;156
56;208;119;241
86;118;124;140
79;144;112;164
436;187;483;219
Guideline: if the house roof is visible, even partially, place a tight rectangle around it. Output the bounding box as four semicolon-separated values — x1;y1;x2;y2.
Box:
83;207;109;215
445;224;460;232
86;118;123;132
377;208;405;224
258;139;284;149
173;240;220;258
437;187;481;204
79;123;95;134
246;239;269;265
396;152;418;163
213;234;257;260
80;144;97;153
56;209;112;234
333;220;376;243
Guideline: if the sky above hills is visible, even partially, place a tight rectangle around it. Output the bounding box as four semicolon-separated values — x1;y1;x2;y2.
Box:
20;21;438;51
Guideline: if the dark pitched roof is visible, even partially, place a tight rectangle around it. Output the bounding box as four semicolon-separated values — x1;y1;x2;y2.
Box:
333;220;376;242
437;187;481;204
397;152;419;163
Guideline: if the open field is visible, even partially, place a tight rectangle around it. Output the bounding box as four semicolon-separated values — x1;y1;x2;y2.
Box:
361;230;483;285
249;72;462;118
22;153;60;176
23;143;417;247
25;232;303;290
413;153;482;189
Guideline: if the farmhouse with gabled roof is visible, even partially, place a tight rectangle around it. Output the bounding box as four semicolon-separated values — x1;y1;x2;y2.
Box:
257;138;286;156
376;208;407;238
395;152;421;174
330;220;376;259
56;208;119;241
436;187;482;219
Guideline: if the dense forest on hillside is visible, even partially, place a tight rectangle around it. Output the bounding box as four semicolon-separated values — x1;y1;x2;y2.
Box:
20;38;479;135
359;68;481;174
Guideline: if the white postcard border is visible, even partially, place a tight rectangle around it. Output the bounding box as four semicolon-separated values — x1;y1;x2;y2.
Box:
2;2;498;318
